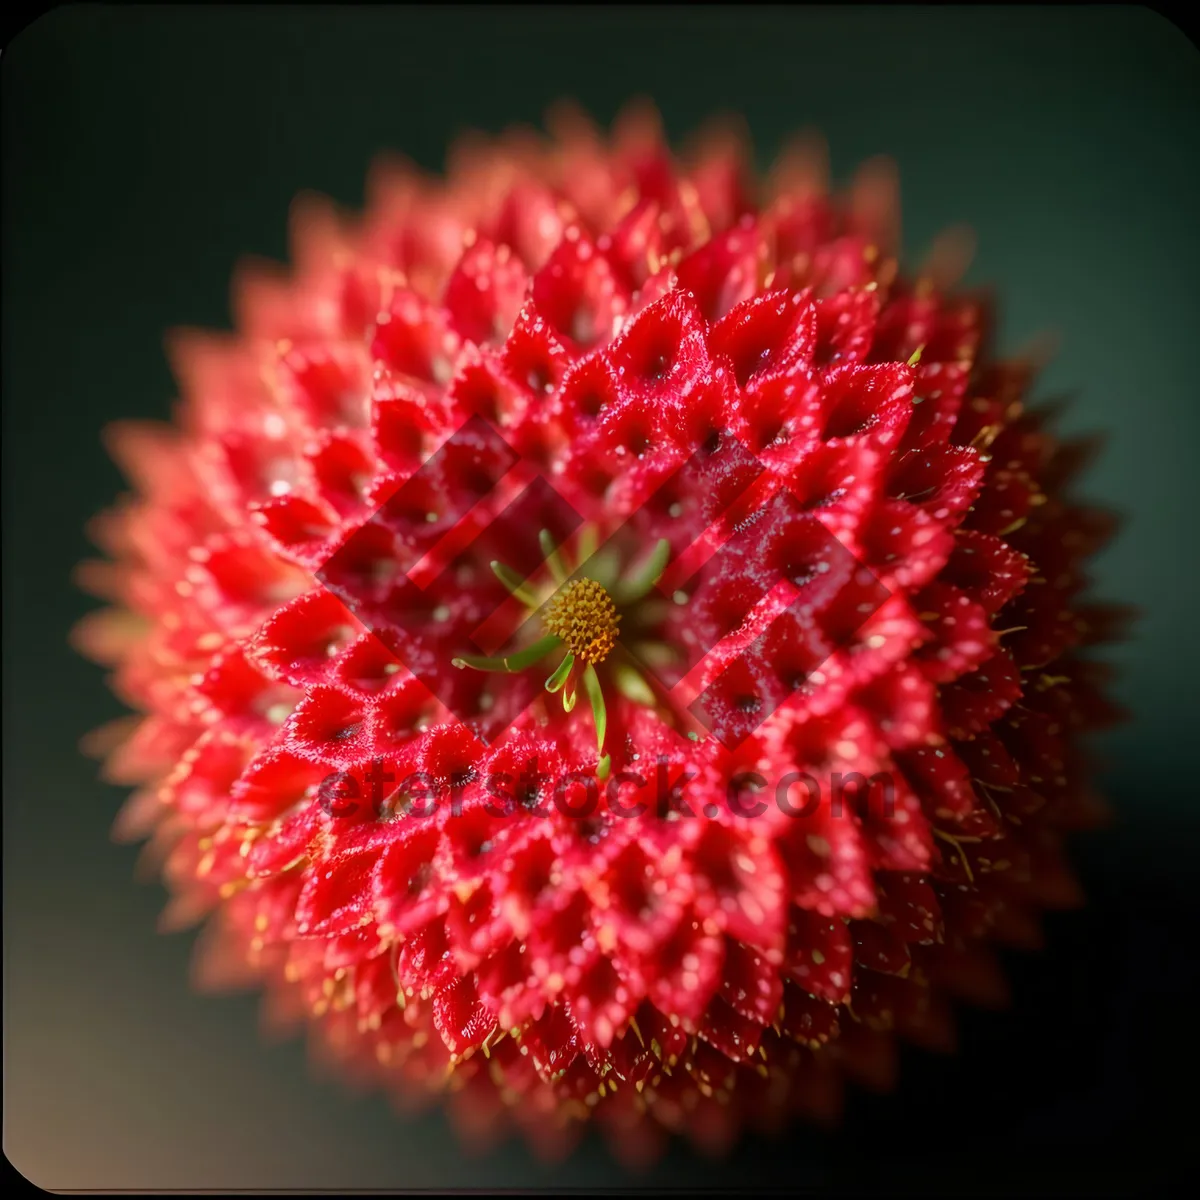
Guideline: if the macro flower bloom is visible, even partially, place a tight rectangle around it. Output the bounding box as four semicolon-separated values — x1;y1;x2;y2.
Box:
76;103;1123;1164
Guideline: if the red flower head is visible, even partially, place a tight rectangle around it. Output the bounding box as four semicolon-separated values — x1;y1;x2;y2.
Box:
76;103;1124;1165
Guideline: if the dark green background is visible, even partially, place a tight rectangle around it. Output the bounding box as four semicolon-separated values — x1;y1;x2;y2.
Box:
4;5;1198;1191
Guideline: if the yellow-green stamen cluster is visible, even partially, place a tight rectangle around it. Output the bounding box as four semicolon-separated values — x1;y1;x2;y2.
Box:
542;578;621;666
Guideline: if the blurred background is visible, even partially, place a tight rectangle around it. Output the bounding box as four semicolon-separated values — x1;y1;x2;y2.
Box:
3;6;1197;1191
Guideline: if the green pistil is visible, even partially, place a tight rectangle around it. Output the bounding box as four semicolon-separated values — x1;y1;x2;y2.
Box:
451;633;561;673
581;664;606;755
613;661;656;706
615;538;672;605
545;654;575;694
538;528;569;586
489;559;538;607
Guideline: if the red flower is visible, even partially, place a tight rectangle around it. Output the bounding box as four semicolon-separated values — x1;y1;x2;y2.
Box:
75;103;1124;1164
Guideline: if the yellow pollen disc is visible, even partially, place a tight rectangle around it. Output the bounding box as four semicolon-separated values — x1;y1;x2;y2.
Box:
542;579;620;666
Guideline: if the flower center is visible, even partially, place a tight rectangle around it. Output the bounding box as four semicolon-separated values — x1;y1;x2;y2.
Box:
452;525;672;768
542;579;621;666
